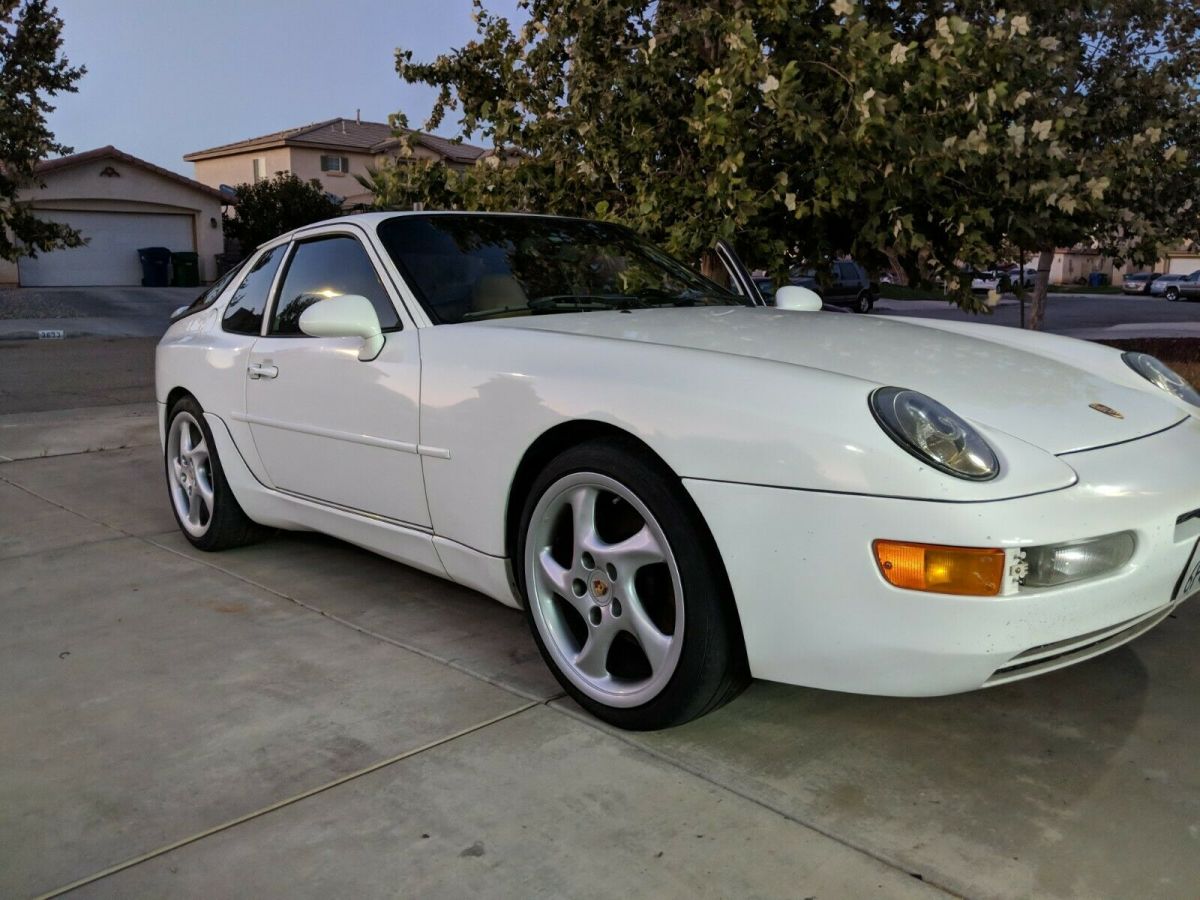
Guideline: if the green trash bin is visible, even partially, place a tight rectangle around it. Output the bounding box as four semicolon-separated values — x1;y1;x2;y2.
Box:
171;251;200;288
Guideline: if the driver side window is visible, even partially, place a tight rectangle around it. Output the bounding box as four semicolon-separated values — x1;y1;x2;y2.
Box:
270;236;401;336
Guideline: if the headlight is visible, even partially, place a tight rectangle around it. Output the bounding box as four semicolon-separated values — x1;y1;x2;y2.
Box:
1122;352;1200;408
870;387;999;480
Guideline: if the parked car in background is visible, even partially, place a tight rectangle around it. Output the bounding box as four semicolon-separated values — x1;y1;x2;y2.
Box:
969;270;1002;293
1171;271;1200;302
1148;273;1189;298
791;260;878;313
1006;266;1039;289
1121;272;1161;295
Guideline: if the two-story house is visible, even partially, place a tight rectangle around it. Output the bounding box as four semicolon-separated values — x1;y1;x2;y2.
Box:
184;116;487;207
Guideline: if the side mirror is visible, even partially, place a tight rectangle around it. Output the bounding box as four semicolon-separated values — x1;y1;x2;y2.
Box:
299;294;385;361
774;285;824;312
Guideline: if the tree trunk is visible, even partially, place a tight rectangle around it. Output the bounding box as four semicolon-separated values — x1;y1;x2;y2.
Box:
883;248;908;286
1027;247;1055;331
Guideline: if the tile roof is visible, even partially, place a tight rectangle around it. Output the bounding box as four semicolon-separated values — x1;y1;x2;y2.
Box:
184;118;488;164
36;145;228;201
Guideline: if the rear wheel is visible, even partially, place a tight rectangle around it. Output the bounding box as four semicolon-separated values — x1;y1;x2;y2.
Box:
853;291;873;313
517;440;747;730
165;396;266;551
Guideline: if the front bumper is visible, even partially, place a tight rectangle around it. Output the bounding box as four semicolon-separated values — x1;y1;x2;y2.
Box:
685;416;1200;696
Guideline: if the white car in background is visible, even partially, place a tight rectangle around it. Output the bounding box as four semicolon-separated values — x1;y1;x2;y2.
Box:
969;270;1002;293
1007;266;1040;289
157;212;1200;729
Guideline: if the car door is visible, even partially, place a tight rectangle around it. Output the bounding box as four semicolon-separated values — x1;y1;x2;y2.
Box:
1183;271;1200;298
832;262;858;301
241;227;430;528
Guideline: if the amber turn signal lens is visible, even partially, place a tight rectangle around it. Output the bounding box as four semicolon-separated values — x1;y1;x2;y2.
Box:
873;540;1006;596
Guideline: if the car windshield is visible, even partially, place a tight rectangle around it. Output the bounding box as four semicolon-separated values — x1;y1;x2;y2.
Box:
376;214;742;324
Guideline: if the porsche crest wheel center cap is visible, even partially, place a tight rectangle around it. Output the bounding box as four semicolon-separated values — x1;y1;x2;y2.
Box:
590;577;612;606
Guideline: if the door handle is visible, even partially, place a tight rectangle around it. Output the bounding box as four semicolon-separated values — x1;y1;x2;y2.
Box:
247;363;279;380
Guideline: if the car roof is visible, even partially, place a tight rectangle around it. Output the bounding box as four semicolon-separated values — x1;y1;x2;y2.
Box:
261;210;600;249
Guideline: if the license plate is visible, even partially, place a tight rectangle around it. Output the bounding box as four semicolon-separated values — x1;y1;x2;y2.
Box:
1175;539;1200;603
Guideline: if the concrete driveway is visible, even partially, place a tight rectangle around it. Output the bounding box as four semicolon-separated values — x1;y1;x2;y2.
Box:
1;338;1198;898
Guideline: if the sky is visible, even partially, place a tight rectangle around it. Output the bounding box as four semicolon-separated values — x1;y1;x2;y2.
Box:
45;0;523;176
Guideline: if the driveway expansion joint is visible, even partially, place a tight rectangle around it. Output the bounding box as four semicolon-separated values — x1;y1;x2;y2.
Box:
31;702;542;900
547;700;964;899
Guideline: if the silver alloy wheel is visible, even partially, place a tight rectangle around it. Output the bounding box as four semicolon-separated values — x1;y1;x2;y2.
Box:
525;471;685;707
167;411;215;538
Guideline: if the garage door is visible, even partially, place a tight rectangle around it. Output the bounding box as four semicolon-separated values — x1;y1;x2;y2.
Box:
18;211;194;286
1167;256;1200;276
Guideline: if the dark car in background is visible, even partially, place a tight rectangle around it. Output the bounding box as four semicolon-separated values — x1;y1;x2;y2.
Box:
790;260;878;313
1122;272;1161;295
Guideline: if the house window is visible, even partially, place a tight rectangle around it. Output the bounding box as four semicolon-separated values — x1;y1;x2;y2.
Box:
320;155;351;174
252;157;267;183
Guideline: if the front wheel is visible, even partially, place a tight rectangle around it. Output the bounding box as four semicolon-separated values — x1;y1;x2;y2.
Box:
165;396;267;551
853;291;874;313
517;440;748;730
1166;287;1180;302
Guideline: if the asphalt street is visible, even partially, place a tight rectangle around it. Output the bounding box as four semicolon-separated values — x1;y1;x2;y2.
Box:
875;291;1200;339
0;286;197;341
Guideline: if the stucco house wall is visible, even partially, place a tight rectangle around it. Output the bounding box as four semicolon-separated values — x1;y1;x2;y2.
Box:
191;147;293;194
186;118;487;210
1;147;225;285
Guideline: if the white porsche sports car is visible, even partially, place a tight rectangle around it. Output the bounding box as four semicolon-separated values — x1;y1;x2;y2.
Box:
158;212;1200;730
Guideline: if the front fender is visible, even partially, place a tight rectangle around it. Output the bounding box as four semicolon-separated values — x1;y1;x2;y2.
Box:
417;325;1075;556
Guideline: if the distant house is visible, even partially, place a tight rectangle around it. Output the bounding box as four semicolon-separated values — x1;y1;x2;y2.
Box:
1049;242;1200;286
183;116;488;207
0;145;226;287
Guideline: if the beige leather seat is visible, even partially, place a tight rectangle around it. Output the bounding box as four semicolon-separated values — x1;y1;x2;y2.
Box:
472;274;529;314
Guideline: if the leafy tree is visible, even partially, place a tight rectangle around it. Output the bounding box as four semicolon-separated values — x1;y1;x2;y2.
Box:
967;2;1200;328
384;0;1199;327
224;171;343;252
0;0;85;261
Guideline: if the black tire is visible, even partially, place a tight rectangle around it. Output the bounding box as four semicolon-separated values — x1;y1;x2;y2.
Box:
853;291;873;313
516;438;749;730
1166;287;1180;302
165;395;268;552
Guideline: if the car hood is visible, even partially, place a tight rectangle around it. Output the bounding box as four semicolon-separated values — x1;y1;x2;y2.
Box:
487;306;1185;454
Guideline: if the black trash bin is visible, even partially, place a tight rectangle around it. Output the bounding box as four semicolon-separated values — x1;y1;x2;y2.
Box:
137;247;172;287
171;251;200;288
